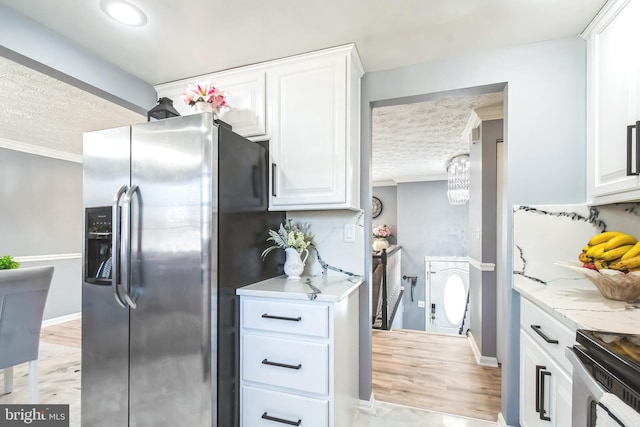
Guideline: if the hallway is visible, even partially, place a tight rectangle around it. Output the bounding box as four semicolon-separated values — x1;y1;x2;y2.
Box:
372;329;501;422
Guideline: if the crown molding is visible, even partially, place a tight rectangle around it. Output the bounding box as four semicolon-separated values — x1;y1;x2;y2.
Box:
0;137;82;163
463;103;504;143
475;103;504;121
372;174;448;187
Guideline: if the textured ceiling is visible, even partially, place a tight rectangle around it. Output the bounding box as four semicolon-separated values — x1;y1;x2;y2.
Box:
372;92;503;183
0;0;606;85
0;0;601;166
0;57;145;156
2;54;504;175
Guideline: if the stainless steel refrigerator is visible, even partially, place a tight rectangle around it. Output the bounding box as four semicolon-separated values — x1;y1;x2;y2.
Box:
81;113;285;427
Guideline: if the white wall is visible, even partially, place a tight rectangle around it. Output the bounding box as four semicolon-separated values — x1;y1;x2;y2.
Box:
361;37;587;424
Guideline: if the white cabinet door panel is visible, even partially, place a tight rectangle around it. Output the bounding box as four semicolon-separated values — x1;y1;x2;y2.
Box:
243;298;329;338
241;385;328;427
587;0;640;201
269;55;347;208
242;333;329;395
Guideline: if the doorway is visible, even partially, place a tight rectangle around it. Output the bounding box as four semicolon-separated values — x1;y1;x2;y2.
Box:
368;84;505;421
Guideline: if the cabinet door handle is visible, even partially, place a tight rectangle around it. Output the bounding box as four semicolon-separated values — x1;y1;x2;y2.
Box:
535;364;545;413
636;121;640;176
262;313;302;322
531;325;559;344
261;412;301;426
271;163;277;196
539;370;552;421
627;123;640;176
262;358;302;370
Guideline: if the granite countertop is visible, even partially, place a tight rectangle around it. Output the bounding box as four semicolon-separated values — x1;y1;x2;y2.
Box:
514;274;640;335
236;275;364;302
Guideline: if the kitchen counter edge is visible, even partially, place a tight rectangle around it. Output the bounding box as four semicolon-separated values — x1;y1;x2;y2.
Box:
514;274;640;335
237;275;364;302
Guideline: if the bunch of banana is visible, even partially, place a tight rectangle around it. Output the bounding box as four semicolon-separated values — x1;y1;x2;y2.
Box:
578;231;640;272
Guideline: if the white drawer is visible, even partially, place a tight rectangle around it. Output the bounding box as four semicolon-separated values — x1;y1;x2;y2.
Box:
520;297;576;373
241;385;328;427
242;334;329;395
242;298;329;338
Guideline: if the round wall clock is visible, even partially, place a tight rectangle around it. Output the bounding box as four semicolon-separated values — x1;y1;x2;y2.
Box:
372;196;383;218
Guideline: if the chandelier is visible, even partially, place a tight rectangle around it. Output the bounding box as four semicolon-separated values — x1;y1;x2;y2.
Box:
447;154;470;205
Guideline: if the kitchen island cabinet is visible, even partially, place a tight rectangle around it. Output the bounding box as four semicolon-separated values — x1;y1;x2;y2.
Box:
236;275;362;427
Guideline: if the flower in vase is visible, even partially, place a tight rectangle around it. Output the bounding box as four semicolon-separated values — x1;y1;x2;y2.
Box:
372;224;392;239
262;219;314;259
181;80;229;115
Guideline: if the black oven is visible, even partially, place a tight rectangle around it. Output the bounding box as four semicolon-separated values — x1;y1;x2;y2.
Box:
566;330;640;427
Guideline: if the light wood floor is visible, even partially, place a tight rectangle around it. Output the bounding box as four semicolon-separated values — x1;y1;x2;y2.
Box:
41;318;81;348
34;321;501;422
372;329;501;422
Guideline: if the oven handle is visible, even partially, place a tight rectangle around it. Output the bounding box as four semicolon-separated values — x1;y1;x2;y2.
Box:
564;347;604;400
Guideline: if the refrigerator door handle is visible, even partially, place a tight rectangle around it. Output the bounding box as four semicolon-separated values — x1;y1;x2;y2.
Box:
112;185;128;308
120;184;139;309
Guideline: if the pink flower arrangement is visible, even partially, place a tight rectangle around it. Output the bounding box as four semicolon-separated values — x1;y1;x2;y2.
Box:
181;81;228;114
373;224;392;238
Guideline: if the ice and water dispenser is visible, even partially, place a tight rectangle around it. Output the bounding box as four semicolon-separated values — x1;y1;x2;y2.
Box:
84;207;113;284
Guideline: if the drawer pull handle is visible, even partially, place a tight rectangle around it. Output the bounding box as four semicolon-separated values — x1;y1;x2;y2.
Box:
262;313;302;322
262;358;302;370
530;325;559;344
261;412;301;426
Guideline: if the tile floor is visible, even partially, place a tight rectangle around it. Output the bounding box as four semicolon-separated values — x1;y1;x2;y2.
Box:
1;340;497;427
354;401;497;427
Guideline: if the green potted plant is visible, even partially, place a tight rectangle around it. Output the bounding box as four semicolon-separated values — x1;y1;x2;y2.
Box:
0;255;20;270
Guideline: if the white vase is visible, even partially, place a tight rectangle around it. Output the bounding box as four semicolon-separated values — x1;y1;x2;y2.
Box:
194;102;218;119
372;238;389;251
284;247;308;279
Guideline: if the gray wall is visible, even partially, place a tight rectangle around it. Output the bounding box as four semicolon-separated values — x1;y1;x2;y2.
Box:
469;120;502;358
396;181;468;330
372;186;398;245
361;37;587;423
0;148;82;320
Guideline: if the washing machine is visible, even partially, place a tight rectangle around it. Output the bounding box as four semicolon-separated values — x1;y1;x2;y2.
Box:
424;256;470;335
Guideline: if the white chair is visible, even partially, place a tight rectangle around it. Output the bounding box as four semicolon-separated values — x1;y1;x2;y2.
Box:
0;266;54;403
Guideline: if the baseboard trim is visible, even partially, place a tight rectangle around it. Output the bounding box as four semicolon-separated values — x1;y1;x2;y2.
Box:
42;312;81;328
497;412;516;427
358;393;376;414
468;332;500;368
15;253;82;263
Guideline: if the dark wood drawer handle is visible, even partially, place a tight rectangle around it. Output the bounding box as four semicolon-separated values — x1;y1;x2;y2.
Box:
530;325;559;344
261;412;301;426
262;313;302;322
261;358;302;370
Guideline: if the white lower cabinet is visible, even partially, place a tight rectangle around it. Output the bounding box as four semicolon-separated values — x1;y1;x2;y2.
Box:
239;293;359;427
242;385;329;427
520;298;574;427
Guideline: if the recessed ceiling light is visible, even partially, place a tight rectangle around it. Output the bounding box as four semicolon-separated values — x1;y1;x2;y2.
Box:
100;0;147;27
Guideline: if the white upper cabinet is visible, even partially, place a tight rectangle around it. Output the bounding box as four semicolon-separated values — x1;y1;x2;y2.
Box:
267;47;362;210
155;44;363;211
155;68;267;138
584;0;640;204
